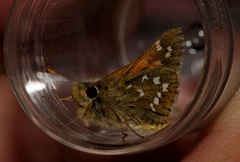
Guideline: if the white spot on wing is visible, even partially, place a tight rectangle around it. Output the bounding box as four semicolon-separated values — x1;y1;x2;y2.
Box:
141;75;149;82
157;92;162;98
126;83;133;89
165;46;173;58
153;77;161;85
155;40;160;45
156;45;162;51
162;83;169;92
137;89;145;97
165;52;171;58
155;40;162;51
167;46;173;52
150;103;156;112
153;97;159;105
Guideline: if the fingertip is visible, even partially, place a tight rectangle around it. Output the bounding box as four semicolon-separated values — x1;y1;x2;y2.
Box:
182;88;240;161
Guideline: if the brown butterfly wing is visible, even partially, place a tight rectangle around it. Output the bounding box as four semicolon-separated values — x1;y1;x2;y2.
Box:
93;28;185;131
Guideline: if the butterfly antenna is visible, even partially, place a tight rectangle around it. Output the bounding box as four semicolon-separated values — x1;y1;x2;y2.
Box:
46;68;77;82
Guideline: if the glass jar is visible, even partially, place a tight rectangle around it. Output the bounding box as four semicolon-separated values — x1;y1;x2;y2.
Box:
4;0;240;154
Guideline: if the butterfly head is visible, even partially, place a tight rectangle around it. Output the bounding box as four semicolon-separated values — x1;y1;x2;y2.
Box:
72;82;99;107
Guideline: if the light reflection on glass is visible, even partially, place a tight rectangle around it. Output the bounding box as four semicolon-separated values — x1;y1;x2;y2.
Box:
26;81;46;93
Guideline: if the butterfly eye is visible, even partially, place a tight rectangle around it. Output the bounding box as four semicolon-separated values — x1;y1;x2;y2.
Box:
86;86;98;99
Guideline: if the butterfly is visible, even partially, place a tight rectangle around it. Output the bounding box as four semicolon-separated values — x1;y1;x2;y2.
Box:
48;28;185;140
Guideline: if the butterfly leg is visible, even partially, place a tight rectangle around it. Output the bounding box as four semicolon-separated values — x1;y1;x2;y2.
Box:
121;131;128;143
109;105;145;141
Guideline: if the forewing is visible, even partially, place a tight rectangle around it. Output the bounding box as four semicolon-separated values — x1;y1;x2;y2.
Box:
120;28;184;130
126;28;184;77
119;28;184;114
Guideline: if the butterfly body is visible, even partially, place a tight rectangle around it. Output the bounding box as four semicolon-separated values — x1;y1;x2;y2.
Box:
70;28;185;135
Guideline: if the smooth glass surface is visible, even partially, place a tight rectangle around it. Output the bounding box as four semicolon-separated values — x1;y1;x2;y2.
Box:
4;0;240;154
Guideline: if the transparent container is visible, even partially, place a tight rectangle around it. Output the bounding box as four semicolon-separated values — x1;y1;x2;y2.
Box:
4;0;240;154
